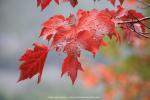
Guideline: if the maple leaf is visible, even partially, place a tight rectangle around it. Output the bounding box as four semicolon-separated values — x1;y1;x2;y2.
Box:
18;43;49;83
61;55;83;84
38;9;124;83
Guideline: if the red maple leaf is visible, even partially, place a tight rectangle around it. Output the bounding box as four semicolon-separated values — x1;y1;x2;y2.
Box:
18;43;49;83
38;9;124;83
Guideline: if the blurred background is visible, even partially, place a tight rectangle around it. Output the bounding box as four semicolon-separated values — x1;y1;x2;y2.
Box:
0;0;150;100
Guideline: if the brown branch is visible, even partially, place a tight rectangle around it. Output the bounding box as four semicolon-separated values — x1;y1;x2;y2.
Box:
118;16;150;24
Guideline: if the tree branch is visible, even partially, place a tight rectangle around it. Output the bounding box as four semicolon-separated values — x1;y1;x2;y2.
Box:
118;16;150;24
